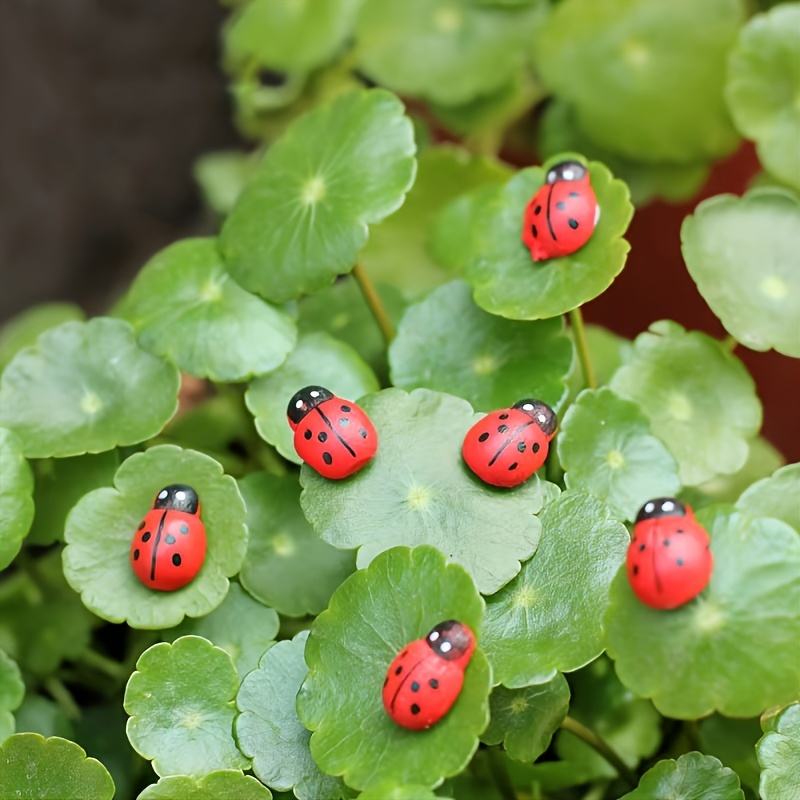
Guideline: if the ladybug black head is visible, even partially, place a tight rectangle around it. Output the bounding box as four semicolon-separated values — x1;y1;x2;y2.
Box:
425;620;474;661
636;497;687;523
287;385;334;425
546;160;587;185
513;399;558;437
153;484;199;514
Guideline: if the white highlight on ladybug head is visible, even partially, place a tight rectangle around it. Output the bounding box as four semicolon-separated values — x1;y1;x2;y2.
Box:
310;391;320;398
175;490;185;501
662;500;674;512
158;490;168;499
440;641;452;653
429;631;439;641
562;168;575;180
538;413;547;424
547;171;557;183
295;400;304;409
522;403;534;412
645;502;655;513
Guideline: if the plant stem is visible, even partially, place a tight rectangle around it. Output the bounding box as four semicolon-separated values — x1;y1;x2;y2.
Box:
44;676;81;720
78;648;127;681
722;334;737;352
352;262;395;345
569;307;597;390
560;716;636;788
486;746;518;800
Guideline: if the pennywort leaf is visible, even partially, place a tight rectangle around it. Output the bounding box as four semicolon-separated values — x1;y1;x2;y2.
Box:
621;752;743;800
0;428;34;570
757;703;800;800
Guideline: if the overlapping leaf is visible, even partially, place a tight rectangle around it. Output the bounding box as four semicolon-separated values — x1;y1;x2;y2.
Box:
301;388;560;595
605;507;800;719
0;428;33;570
461;157;633;320
220;89;416;303
0;651;23;742
117;238;297;381
736;463;800;532
63;445;248;629
237;632;347;800
139;771;272;800
297;546;490;791
238;472;355;617
245;332;379;464
757;702;800;800
682;189;800;357
558;388;681;520
482;491;628;686
0;318;179;458
621;752;743;800
390;281;573;413
698;715;762;792
194;151;255;217
610;321;762;486
125;636;249;777
14;696;74;741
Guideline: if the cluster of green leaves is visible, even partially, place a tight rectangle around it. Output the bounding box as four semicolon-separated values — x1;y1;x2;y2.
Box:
1;1;799;799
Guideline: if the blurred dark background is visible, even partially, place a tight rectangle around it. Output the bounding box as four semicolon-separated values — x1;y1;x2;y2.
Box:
0;0;797;460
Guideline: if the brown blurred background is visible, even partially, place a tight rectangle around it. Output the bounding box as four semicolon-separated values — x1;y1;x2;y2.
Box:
0;0;797;460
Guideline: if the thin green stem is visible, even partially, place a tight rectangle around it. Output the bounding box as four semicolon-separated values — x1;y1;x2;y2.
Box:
560;716;636;788
486;747;518;800
78;648;127;681
569;307;597;390
722;334;737;352
44;676;81;720
352;262;395;345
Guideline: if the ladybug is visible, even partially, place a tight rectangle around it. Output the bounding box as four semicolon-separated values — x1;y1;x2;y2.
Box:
462;399;557;488
287;385;377;480
130;484;206;592
382;620;476;731
627;498;713;610
522;160;599;261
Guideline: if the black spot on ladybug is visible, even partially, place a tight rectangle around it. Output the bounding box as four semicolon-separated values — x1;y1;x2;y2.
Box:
401;649;408;657
340;418;350;426
138;521;145;530
383;676;388;687
498;424;509;433
479;432;489;442
322;452;333;465
429;679;439;689
509;462;518;471
532;443;540;453
180;524;189;534
410;704;420;715
633;565;639;575
172;553;182;567
663;540;670;546
411;681;420;692
359;428;368;439
556;201;566;210
517;441;526;453
133;549;140;560
304;430;312;440
569;192;580;198
341;405;351;412
531;225;538;238
395;666;403;675
677;529;684;534
677;558;684;567
639;544;646;551
534;205;541;215
165;535;176;545
141;532;151;543
318;432;328;443
568;218;579;229
499;413;509;420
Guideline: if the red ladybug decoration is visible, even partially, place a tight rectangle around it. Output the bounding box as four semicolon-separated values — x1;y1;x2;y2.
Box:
130;484;206;592
462;399;557;488
627;498;713;610
383;620;476;730
287;385;377;480
522;160;599;261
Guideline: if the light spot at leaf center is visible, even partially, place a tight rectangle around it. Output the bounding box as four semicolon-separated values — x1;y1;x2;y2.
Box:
434;6;463;32
81;391;103;415
331;312;349;330
606;449;625;469
406;484;432;510
200;279;225;302
179;708;206;730
694;601;725;633
667;392;692;421
271;532;296;556
760;276;788;300
509;696;529;715
302;175;326;206
512;584;536;609
472;354;497;376
622;39;650;68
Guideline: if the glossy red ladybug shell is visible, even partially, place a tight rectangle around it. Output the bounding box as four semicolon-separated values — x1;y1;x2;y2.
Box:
287;385;377;480
130;484;207;592
627;498;713;610
522;160;599;261
462;399;557;488
383;620;476;731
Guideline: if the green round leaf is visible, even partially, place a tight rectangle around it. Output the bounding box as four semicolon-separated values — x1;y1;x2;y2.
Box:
726;4;800;191
63;445;248;629
220;89;416;304
464;158;633;320
558;388;681;520
360;146;512;298
389;280;573;413
0;318;179;458
757;702;800;800
605;506;800;719
27;451;119;546
355;0;539;106
14;696;74;741
481;672;569;762
610;321;762;486
117;238;297;382
245;332;379;464
535;0;743;163
125;636;249;777
194;151;255;217
0;733;115;800
0;428;33;570
0;303;84;374
238;473;355;617
224;0;359;74
167;583;279;680
736;463;800;532
482;491;629;687
301;388;560;595
681;189;800;357
583;325;633;388
622;752;744;800
359;786;438;800
699;715;762;792
0;650;24;742
237;631;347;800
139;771;272;800
297;545;490;791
